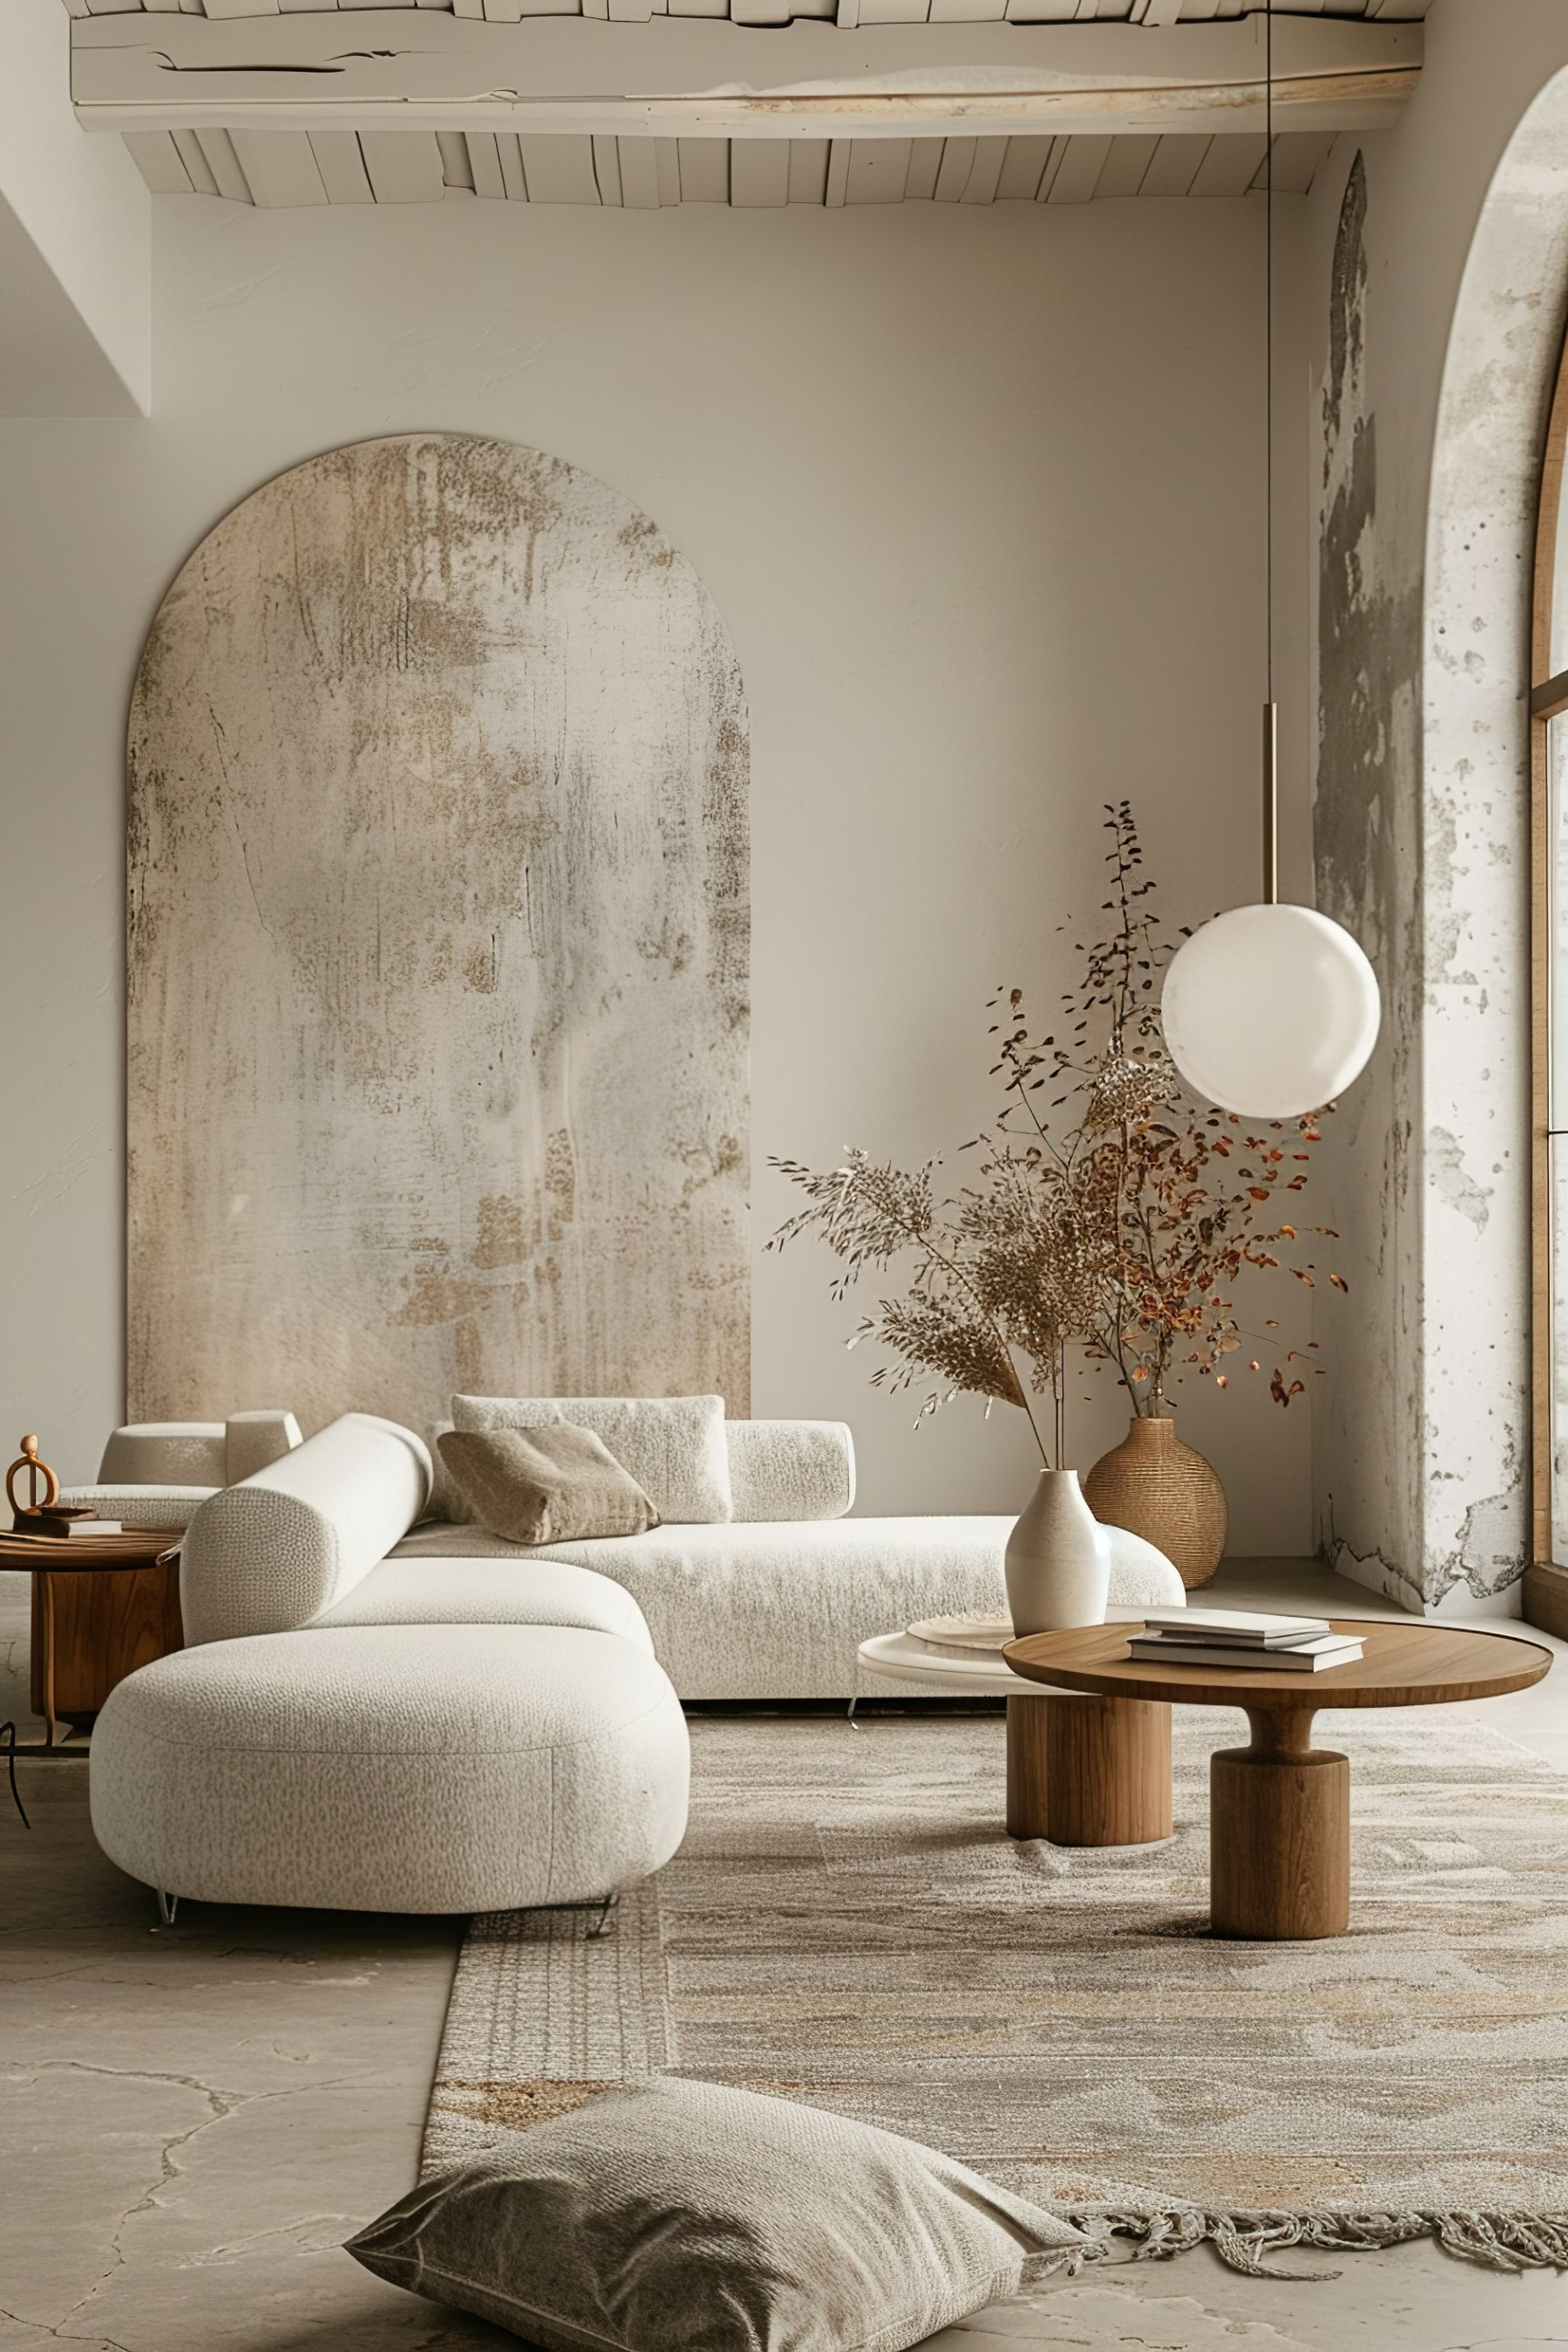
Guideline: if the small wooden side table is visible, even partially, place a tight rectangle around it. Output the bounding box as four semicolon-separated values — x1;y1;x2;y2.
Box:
0;1528;184;1748
1006;1619;1552;1939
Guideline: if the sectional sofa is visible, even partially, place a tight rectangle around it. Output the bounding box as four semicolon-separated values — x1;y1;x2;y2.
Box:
77;1402;1183;1917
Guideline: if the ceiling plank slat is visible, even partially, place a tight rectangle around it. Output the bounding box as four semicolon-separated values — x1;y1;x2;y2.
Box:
358;128;446;198
903;135;943;197
1092;127;1156;193
172;127;220;192
309;129;377;199
497;130;527;195
1138;129;1209;192
676;135;729;198
729;139;790;203
931;134;976;198
1188;125;1263;192
231;127;330;202
521;132;604;199
1045;130;1111;200
961;135;1007;200
463;130;507;194
436;128;475;185
1260;128;1336;191
994;132;1052;198
194;128;254;201
123;130;195;191
786;138;829;199
844;135;911;200
592;132;625;201
616;136;661;206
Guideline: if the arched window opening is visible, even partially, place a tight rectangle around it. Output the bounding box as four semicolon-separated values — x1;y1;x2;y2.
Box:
1530;324;1568;1577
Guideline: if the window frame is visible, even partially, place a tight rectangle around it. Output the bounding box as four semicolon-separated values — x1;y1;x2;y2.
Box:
1529;322;1568;1569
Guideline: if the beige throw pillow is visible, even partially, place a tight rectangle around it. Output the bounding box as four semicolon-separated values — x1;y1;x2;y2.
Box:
345;2076;1090;2351
437;1426;660;1547
450;1395;732;1524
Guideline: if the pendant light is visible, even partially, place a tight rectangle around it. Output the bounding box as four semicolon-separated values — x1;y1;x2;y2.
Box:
1159;2;1380;1122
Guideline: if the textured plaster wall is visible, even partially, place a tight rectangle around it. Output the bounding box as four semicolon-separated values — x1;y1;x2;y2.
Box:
127;435;750;1434
1307;0;1568;1613
0;191;1314;1535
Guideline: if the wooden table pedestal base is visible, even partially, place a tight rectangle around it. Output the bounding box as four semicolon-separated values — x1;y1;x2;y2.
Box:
1210;1708;1350;1939
1006;1693;1172;1846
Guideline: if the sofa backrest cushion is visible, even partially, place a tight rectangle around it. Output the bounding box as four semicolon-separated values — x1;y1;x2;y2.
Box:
450;1395;732;1524
224;1409;303;1484
725;1421;855;1522
180;1413;432;1645
98;1423;228;1487
97;1412;303;1488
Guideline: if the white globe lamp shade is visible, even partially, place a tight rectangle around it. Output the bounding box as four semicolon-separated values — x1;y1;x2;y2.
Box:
1160;902;1380;1119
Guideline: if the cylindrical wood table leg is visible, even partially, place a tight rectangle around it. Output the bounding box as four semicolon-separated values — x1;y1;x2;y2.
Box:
1210;1705;1349;1939
1007;1692;1172;1845
41;1571;58;1751
1005;1697;1051;1838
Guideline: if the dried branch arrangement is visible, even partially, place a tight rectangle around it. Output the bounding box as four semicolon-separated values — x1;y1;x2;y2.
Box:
769;804;1340;1466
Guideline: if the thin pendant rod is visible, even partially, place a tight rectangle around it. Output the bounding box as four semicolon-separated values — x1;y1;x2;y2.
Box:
1261;0;1276;906
1263;699;1278;906
1265;0;1273;716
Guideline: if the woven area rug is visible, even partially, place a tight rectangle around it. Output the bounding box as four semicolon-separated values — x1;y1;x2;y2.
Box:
426;1710;1568;2274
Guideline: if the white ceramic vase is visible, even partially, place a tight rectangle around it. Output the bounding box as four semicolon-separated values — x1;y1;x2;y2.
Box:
1005;1467;1111;1635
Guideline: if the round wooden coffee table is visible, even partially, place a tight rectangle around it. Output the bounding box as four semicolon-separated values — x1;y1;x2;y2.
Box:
1004;1620;1552;1939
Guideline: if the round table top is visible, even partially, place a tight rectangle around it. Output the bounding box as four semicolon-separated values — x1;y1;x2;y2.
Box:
860;1612;1154;1695
1003;1619;1553;1711
0;1526;182;1572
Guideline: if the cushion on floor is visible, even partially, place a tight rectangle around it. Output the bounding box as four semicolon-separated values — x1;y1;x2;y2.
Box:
344;2075;1090;2351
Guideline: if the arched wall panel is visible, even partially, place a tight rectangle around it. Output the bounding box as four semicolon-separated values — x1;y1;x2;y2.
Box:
128;433;750;1432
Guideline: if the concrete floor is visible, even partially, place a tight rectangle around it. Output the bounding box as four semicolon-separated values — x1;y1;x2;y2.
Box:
3;1558;1567;2350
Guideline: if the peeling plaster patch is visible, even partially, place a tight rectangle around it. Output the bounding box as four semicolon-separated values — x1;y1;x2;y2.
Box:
1427;1125;1492;1230
1314;152;1426;1603
1432;1476;1525;1604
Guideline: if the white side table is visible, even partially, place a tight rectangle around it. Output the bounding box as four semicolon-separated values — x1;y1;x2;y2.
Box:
857;1612;1172;1847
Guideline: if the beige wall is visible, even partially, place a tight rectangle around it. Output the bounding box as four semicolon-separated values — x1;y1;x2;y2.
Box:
0;187;1317;1542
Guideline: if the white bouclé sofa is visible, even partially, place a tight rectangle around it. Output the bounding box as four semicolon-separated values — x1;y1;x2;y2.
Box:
84;1401;1183;1916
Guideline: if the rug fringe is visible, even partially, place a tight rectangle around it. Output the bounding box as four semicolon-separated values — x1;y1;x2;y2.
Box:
1064;2205;1568;2280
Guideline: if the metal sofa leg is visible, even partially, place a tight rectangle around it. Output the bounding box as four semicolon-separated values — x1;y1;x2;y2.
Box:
155;1890;179;1928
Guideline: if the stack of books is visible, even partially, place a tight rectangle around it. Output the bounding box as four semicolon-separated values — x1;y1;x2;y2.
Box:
12;1507;123;1539
1128;1608;1364;1673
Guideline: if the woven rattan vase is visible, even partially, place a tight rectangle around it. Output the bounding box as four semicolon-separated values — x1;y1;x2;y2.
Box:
1083;1414;1226;1590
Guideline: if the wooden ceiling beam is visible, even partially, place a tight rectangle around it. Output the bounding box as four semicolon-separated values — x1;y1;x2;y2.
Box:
72;12;1420;141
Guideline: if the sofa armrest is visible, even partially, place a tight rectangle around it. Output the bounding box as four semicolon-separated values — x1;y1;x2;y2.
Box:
725;1420;855;1522
59;1484;217;1530
180;1414;432;1645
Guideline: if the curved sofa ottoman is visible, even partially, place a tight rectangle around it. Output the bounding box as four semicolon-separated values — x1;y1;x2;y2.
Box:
90;1622;690;1917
